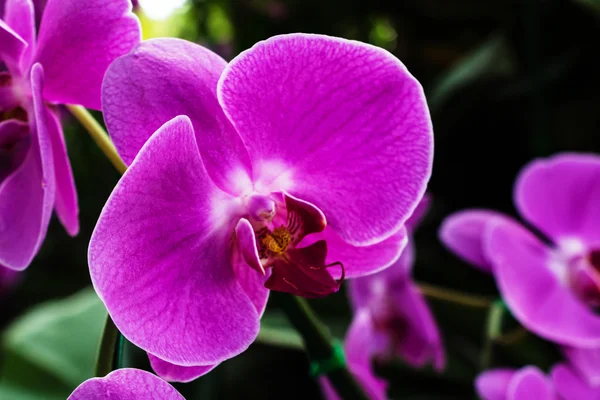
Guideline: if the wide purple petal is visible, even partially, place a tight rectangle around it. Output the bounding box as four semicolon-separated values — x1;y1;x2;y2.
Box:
439;209;514;273
3;0;35;72
34;0;140;109
0;18;26;72
476;369;516;400
68;368;184;400
148;354;216;383
508;366;555;400
515;153;600;246
0;64;54;270
102;38;252;196
562;346;600;387
551;364;600;400
46;106;78;235
0;119;29;182
488;219;600;347
218;33;433;246
89;116;259;365
299;226;408;280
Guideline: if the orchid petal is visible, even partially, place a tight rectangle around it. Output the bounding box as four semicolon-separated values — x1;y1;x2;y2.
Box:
102;38;252;196
439;209;513;273
89;116;259;365
4;0;35;71
0;64;54;270
300;226;408;280
68;368;184;400
0;18;26;72
507;366;555;400
233;220;269;317
34;0;140;109
46;106;78;235
406;193;431;231
218;33;433;246
476;369;516;400
515;153;600;246
148;354;216;383
551;363;600;400
562;346;600;387
488;219;600;347
393;281;445;371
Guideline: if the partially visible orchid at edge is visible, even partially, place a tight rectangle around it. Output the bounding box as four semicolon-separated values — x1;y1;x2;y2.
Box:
68;368;185;400
0;0;140;278
320;195;445;400
89;34;433;382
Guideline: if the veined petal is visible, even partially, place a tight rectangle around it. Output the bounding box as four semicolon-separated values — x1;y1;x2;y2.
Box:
148;354;216;383
34;0;140;109
68;368;184;400
488;220;600;347
218;33;433;246
300;226;408;280
46;106;78;235
4;0;35;72
0;64;54;270
89;116;259;365
515;153;600;246
551;364;600;400
439;209;513;273
102;38;252;196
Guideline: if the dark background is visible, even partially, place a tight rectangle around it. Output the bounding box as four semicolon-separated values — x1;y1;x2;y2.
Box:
1;0;599;399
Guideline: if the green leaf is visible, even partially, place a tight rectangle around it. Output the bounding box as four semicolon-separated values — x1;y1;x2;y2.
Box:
428;35;515;114
0;288;106;399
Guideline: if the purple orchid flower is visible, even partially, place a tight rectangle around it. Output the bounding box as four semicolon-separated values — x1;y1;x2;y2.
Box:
439;153;600;349
89;34;433;381
321;196;444;400
0;0;140;271
347;196;444;370
551;359;600;400
68;369;184;400
476;366;557;400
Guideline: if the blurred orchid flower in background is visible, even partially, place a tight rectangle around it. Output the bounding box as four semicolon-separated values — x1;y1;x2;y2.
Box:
68;369;185;400
440;153;600;349
321;195;444;400
89;34;433;382
0;0;140;272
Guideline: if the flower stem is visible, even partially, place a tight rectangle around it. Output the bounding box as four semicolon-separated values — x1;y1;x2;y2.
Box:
480;300;505;370
96;315;122;376
273;292;369;400
416;282;494;308
66;105;127;174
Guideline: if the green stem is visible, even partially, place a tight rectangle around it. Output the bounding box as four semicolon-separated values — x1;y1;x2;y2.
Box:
273;292;369;400
480;300;505;370
417;282;494;308
67;105;127;174
96;315;121;376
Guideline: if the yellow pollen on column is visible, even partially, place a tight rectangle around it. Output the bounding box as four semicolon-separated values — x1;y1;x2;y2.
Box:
261;226;291;255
